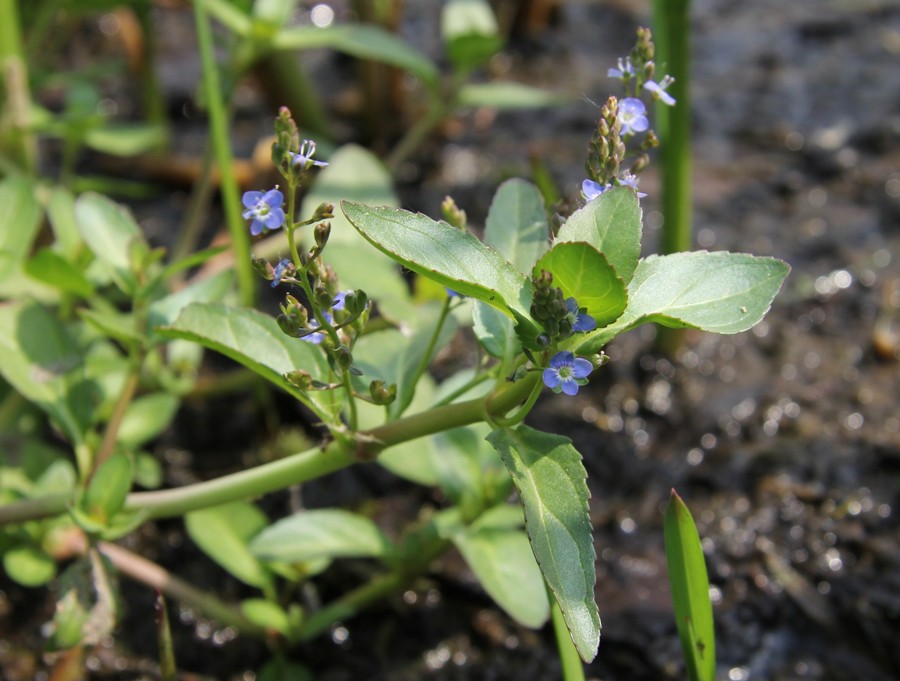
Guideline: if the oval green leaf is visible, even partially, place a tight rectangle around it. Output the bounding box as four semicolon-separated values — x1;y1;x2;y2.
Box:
249;509;393;563
533;241;627;327
483;178;549;275
487;425;599;662
342;201;532;320
556;187;642;284
574;251;791;354
185;501;272;589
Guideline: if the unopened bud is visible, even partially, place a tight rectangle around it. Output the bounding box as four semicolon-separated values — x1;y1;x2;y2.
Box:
314;221;331;250
314;286;333;310
313;202;334;220
284;369;313;390
369;380;397;406
343;289;368;316
441;196;467;230
334;345;354;371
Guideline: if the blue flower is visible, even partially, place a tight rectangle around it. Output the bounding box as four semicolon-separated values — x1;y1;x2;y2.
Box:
271;258;291;288
300;312;333;344
566;298;596;333
242;188;285;236
332;291;348;311
643;77;676;106
582;179;610;202
618;173;647;198
290;140;329;170
607;57;635;80
618;98;648;135
542;351;593;396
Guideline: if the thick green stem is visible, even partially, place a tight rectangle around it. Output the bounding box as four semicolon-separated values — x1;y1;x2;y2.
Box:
0;373;540;525
194;0;255;307
653;0;692;354
0;0;37;174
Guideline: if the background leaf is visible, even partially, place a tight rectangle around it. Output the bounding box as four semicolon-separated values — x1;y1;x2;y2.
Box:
249;509;393;563
574;251;790;353
487;425;600;661
441;0;503;70
74;192;145;294
533;241;627;328
185;501;273;590
457;82;570;109
0;176;43;289
483;178;549;275
301;145;414;320
452;527;550;628
665;491;716;681
556;187;642;284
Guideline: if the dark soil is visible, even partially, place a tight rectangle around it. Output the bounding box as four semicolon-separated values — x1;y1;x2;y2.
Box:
2;1;899;680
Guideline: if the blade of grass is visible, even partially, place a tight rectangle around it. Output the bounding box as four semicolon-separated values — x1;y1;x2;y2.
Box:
194;0;255;307
664;489;715;681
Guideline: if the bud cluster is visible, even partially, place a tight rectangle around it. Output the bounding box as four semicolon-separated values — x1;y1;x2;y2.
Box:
585;96;626;187
530;270;573;344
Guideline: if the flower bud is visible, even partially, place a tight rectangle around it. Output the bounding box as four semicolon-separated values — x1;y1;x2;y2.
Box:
333;345;354;371
369;380;397;406
312;202;334;221
441;196;467;231
284;369;313;390
314;221;331;250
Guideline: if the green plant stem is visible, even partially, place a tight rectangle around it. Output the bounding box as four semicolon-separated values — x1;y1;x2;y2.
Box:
653;0;692;354
90;367;140;481
384;90;446;172
0;372;540;525
98;541;266;637
194;0;255;307
551;591;586;681
0;0;37;174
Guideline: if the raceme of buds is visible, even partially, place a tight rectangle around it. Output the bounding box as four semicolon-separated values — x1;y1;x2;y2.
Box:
585;96;625;186
530;269;570;341
441;196;467;231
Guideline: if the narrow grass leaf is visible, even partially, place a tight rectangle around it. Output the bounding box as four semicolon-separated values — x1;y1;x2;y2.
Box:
665;490;716;681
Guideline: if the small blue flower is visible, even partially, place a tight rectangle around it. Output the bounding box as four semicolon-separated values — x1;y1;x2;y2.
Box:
607;57;635;80
643;76;676;106
618;173;647;198
582;179;610;202
271;258;291;288
618;98;649;135
300;312;333;344
290;140;329;170
566;298;597;333
542;351;593;396
242;188;285;236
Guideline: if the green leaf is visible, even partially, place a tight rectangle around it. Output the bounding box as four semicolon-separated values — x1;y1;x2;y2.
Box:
241;598;292;636
185;501;272;589
3;545;56;586
533;241;627;328
457;82;570;109
441;0;503;70
248;509;393;563
556;187;642;284
0;176;43;287
117;393;180;448
81;453;133;525
453;528;550;628
301;145;413;320
146;269;235;333
159;302;334;414
342;201;533;322
273;25;438;85
77;307;142;343
573;251;791;354
483;178;549;275
24;248;95;298
46;187;83;258
472;301;520;360
665;491;716;681
74;192;145;294
487;425;599;662
84;124;167;156
0;302;87;444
